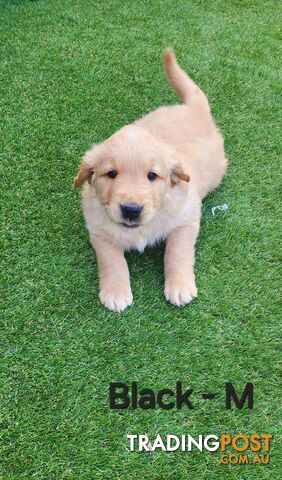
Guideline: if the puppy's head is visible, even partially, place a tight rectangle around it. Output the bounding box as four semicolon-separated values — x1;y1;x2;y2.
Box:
74;126;190;228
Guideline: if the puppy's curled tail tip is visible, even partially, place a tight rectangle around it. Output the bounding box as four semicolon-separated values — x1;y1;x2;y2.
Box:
163;46;189;103
163;46;210;111
163;47;175;67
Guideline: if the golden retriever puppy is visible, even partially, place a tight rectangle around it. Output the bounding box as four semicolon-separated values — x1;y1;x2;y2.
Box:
74;48;227;312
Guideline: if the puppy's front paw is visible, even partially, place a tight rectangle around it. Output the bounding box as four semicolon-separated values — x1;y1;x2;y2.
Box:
165;274;197;307
99;283;133;313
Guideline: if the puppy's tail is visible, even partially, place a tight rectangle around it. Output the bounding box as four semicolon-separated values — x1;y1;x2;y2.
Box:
163;48;210;111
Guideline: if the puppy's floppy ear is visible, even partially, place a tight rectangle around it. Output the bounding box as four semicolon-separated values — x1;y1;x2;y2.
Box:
168;155;190;185
74;147;98;187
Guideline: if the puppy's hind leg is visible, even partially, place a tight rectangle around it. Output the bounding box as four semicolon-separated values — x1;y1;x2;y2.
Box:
164;206;200;306
90;234;133;313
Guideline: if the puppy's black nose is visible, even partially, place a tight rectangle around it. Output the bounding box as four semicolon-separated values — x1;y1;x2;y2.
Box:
120;203;143;220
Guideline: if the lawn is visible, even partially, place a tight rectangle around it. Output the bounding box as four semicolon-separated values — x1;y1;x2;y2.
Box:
1;0;281;479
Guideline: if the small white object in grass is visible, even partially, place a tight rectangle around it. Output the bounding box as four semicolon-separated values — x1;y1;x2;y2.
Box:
211;203;228;216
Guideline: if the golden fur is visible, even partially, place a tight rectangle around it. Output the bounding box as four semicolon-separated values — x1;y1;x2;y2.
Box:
74;48;227;312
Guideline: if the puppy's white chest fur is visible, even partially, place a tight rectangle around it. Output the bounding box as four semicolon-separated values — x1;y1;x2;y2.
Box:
83;184;200;252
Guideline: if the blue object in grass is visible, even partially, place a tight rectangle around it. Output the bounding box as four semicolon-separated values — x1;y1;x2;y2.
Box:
211;203;228;216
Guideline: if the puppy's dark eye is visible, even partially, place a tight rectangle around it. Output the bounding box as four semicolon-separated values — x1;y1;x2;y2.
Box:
147;172;157;181
107;170;118;179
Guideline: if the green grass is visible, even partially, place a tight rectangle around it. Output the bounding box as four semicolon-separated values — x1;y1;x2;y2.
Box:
1;0;281;478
